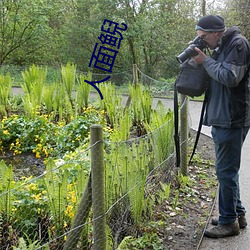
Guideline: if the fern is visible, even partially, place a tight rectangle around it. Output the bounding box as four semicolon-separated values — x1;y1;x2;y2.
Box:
21;65;47;118
76;72;92;111
98;82;122;128
0;73;12;116
0;160;14;221
145;100;174;163
60;63;76;101
43;159;68;228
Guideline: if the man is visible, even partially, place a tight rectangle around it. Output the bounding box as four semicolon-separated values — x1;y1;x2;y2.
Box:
192;15;250;238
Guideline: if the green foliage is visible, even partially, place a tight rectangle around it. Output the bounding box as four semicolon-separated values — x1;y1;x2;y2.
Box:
0;0;227;80
0;78;179;248
0;161;14;222
0;73;12;116
109;109;132;141
117;233;163;250
99;81;123;128
43;159;69;230
21;65;47;118
13;235;46;250
129;84;153;129
76;72;92;110
12;176;48;240
145;100;175;163
178;173;192;189
105;136;153;227
43;85;56;113
50;63;78;122
0;109;101;158
158;182;171;203
61;63;76;101
0;0;52;65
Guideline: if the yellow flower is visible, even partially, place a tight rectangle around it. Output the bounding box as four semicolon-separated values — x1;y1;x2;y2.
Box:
12;207;17;212
26;183;37;191
71;195;76;204
32;193;42;201
65;205;74;218
36;152;41;159
43;147;49;157
3;130;9;135
100;110;106;115
14;149;22;155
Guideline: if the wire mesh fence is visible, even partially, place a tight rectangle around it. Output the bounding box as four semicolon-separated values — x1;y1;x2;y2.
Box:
0;117;188;249
0;65;191;249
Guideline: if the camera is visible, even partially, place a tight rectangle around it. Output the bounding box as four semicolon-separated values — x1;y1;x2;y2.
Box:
176;36;208;63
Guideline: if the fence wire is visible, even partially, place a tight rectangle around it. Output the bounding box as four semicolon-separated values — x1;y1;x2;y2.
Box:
0;121;180;249
137;67;175;96
0;68;192;249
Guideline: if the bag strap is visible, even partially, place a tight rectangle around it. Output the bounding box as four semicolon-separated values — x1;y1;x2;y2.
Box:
174;80;208;168
188;91;208;164
174;80;180;168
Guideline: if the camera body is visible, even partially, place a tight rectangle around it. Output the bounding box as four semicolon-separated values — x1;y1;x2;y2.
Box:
176;36;208;63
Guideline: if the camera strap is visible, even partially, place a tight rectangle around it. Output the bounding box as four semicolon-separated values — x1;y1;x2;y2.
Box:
174;85;208;168
189;91;208;164
174;82;181;168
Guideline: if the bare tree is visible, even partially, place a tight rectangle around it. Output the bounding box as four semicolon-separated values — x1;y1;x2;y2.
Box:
0;0;48;65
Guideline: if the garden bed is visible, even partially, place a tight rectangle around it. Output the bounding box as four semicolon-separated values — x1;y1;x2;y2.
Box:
0;130;217;250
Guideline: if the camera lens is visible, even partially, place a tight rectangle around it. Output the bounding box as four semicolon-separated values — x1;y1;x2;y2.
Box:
176;45;198;63
176;37;208;63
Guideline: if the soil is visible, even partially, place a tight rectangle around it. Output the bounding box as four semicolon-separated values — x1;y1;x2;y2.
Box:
158;130;217;250
0;152;45;180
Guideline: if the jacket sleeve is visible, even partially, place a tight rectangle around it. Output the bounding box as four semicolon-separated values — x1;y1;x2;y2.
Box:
203;37;250;87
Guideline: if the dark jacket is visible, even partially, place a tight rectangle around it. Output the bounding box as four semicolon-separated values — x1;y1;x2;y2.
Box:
203;26;250;128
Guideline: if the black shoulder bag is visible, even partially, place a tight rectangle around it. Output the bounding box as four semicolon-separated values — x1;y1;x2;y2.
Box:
174;58;210;168
175;58;208;97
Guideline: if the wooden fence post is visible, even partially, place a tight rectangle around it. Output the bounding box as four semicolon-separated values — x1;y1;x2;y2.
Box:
133;64;138;86
91;124;106;250
63;175;92;250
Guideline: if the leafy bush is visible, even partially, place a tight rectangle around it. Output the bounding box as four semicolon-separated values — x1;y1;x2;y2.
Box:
0;106;103;158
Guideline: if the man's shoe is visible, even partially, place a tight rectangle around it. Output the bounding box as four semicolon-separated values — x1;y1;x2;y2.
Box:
211;214;247;229
238;215;247;228
204;222;240;238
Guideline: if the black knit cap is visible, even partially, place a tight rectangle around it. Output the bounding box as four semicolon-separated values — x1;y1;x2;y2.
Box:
195;15;225;32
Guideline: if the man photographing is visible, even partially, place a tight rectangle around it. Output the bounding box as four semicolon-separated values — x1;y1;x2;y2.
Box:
192;15;250;238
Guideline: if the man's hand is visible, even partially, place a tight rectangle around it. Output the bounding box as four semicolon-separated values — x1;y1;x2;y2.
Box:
192;47;207;64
